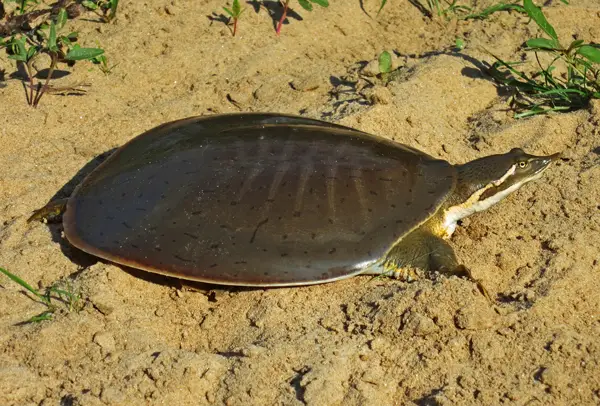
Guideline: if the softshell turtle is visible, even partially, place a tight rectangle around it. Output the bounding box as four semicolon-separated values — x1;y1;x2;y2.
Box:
30;113;559;291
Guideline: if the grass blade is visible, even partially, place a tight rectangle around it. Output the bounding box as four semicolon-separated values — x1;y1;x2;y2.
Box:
463;2;524;20
0;267;48;304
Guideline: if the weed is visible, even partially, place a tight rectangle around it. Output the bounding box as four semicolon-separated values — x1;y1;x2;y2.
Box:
0;266;82;323
223;0;245;37
0;1;114;106
92;53;117;75
409;0;531;20
378;50;392;74
377;0;387;15
276;0;329;36
462;2;524;20
81;0;119;23
487;0;600;117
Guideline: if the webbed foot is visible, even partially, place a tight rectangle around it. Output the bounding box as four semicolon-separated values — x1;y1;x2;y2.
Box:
27;198;68;224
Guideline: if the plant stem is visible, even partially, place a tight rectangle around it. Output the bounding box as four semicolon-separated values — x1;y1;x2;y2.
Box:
25;59;35;106
233;17;238;36
276;0;289;36
33;52;57;107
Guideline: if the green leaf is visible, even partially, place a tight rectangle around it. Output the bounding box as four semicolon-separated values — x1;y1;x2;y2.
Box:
567;39;584;51
223;6;233;16
298;0;313;11
232;0;241;15
82;0;98;10
310;0;329;6
523;0;558;41
26;45;37;60
66;47;104;61
56;8;67;29
525;37;560;50
455;37;465;50
48;21;58;52
109;0;119;16
577;45;600;63
378;50;392;74
377;0;387;15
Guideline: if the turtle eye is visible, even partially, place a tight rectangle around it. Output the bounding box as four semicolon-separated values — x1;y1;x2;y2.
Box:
518;161;528;169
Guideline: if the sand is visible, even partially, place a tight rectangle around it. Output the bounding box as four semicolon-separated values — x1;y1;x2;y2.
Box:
1;0;599;405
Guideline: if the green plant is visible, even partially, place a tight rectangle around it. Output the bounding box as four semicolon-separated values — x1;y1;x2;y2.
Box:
378;50;392;74
81;0;119;22
377;0;388;15
423;0;471;19
487;0;600;117
276;0;329;36
462;2;524;20
92;53;117;75
0;4;106;107
0;266;82;323
223;0;245;37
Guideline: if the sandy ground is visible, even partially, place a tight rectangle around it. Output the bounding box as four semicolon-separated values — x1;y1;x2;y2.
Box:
1;0;599;405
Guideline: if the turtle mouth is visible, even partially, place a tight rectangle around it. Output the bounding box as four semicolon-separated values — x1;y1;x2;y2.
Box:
530;152;561;178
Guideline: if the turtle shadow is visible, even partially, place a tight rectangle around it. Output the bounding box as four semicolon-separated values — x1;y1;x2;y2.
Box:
32;148;117;269
120;266;266;295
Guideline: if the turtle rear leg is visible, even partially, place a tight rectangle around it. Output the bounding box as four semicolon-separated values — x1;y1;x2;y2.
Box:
27;198;69;223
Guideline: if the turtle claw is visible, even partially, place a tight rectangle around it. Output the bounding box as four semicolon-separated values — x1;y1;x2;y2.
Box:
451;264;492;303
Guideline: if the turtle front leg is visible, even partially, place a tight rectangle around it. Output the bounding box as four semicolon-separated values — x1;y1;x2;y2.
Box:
368;229;491;301
27;198;69;223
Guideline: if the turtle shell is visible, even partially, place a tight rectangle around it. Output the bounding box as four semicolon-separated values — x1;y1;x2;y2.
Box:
64;113;457;286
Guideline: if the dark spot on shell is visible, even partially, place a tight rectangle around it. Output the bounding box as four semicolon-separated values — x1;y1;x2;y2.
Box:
122;222;131;229
282;234;288;240
329;248;337;254
210;264;218;268
281;253;289;257
184;232;198;239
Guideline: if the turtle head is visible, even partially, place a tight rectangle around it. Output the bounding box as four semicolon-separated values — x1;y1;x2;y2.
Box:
442;148;560;234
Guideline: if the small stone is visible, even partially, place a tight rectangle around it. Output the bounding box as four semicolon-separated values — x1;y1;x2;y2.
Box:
93;332;116;353
363;85;392;105
402;311;438;336
454;302;497;330
100;386;124;404
540;366;568;392
361;60;381;77
290;74;323;92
